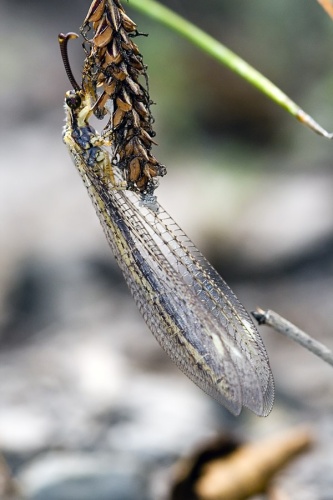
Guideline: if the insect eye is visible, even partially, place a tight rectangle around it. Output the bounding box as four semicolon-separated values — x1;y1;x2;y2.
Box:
65;92;81;109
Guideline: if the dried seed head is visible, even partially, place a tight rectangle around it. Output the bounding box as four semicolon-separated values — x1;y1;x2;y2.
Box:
80;0;167;194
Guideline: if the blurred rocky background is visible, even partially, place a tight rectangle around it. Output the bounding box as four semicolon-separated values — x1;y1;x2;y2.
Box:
1;0;333;498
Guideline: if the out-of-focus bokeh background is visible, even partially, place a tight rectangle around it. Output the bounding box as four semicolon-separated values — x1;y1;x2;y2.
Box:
1;0;333;498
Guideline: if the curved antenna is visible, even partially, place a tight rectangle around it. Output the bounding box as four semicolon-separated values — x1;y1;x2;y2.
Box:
58;32;81;92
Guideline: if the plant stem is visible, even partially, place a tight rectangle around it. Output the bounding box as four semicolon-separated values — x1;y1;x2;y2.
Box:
129;0;333;139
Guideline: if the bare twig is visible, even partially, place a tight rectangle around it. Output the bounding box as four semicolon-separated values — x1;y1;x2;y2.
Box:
252;308;333;367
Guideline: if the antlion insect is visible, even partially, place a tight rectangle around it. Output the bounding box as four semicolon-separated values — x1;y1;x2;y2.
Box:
59;24;274;415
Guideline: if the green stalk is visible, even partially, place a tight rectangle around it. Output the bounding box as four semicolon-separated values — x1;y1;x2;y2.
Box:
129;0;332;139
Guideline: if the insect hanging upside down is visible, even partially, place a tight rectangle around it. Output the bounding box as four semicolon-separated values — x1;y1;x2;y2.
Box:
58;28;274;417
60;33;127;192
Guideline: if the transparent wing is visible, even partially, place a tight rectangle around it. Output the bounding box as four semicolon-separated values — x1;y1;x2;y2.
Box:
78;165;274;416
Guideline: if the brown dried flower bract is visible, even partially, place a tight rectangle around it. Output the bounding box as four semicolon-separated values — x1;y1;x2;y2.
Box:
80;0;166;195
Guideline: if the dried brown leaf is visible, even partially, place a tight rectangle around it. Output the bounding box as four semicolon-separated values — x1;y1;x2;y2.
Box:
196;427;312;500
